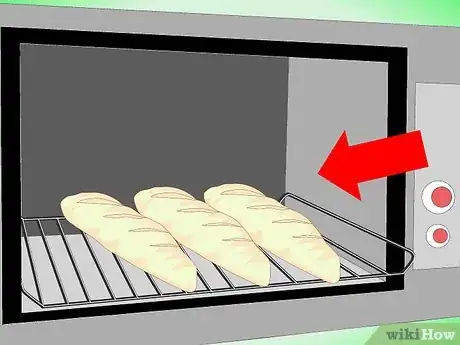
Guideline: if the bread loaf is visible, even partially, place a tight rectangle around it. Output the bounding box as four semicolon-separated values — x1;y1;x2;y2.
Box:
61;192;197;292
204;184;341;283
134;187;271;287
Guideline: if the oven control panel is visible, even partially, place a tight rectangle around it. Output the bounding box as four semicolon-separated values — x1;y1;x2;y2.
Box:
414;83;460;269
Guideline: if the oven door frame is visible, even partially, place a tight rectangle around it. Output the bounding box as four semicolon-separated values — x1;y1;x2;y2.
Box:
1;26;408;324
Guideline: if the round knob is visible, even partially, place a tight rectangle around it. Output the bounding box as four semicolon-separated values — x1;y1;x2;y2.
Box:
422;181;455;214
426;225;450;248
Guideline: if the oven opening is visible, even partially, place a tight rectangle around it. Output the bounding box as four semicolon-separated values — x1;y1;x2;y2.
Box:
1;27;412;323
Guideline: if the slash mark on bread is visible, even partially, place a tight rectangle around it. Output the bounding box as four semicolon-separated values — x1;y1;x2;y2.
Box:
202;222;242;228
221;237;252;242
128;227;168;233
150;192;194;200
104;213;147;219
221;189;264;197
273;219;311;224
177;208;216;214
247;205;287;211
77;198;122;206
149;243;180;248
292;234;323;240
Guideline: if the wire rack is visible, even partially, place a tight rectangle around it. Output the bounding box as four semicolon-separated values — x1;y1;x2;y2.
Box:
21;192;415;311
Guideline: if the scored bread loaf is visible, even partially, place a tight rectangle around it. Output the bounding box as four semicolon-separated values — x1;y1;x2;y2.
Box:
134;187;271;287
204;184;341;283
61;192;197;292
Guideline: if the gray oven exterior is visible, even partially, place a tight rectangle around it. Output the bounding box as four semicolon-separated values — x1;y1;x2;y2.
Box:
1;4;460;345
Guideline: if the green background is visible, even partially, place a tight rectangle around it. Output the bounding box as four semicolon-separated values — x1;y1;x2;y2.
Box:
2;0;460;27
1;0;459;344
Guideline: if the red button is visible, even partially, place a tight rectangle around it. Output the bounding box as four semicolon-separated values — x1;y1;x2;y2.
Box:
433;228;449;244
431;186;452;208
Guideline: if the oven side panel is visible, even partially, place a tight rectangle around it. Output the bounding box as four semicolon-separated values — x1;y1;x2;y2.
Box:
1;5;460;345
413;82;460;269
285;57;388;269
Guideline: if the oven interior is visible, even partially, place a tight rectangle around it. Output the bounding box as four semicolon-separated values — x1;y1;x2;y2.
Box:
18;42;412;313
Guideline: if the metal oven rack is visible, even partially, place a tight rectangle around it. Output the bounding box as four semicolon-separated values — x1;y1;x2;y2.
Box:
21;193;415;311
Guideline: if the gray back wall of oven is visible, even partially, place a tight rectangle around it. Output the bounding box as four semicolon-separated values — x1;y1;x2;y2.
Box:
2;5;460;345
19;44;289;217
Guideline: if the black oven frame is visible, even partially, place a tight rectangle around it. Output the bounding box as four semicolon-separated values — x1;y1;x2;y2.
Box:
1;27;408;324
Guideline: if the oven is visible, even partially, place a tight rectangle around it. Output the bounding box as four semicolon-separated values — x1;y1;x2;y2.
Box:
1;5;459;345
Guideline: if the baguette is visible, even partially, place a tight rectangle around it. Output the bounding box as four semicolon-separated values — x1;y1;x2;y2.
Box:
204;184;341;283
134;187;271;287
61;192;197;292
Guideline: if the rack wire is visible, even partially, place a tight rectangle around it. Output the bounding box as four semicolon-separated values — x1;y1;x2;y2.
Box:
21;192;415;311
